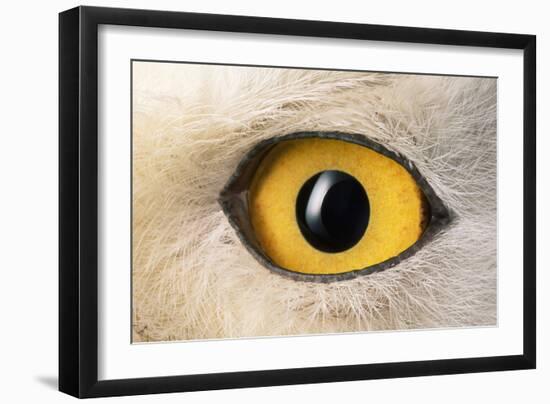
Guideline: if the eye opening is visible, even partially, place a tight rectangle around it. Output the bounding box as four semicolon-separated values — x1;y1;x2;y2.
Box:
219;131;452;283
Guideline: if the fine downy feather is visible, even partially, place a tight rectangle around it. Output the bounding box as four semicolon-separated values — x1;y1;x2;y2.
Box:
132;62;497;342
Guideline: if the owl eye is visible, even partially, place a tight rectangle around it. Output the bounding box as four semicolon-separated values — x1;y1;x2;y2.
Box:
219;132;451;282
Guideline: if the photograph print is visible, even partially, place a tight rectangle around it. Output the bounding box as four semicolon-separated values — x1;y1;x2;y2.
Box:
131;60;497;343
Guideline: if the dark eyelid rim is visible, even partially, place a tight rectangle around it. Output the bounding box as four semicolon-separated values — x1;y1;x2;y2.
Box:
218;131;453;283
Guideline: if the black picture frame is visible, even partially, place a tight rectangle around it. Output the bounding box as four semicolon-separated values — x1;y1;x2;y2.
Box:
59;5;536;398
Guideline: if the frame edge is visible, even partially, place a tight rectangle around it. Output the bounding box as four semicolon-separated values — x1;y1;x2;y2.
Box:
58;6;81;398
522;34;536;369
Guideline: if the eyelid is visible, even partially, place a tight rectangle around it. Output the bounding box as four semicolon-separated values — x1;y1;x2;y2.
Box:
219;131;452;283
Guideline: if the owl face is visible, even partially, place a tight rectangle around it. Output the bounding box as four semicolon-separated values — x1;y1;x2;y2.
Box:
132;61;496;342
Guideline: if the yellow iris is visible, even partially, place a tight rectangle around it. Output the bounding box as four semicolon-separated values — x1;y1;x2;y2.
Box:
248;138;428;275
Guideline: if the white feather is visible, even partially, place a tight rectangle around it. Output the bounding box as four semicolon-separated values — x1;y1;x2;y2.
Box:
132;62;496;341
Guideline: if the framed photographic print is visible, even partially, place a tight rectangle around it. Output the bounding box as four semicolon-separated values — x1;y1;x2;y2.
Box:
59;6;536;398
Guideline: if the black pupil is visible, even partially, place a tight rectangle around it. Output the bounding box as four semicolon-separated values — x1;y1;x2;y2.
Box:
296;170;370;253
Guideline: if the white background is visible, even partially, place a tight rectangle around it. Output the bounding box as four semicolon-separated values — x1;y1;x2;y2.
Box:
0;0;546;403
